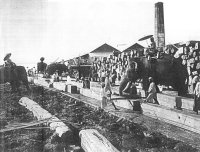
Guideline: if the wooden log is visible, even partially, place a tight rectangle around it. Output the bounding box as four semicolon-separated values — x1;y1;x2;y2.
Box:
192;71;198;76
195;42;199;50
79;129;120;152
182;59;187;65
0;118;51;133
193;51;197;58
19;97;71;137
196;62;200;70
189;58;195;64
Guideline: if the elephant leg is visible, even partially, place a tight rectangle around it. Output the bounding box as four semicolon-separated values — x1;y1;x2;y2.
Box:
23;80;30;92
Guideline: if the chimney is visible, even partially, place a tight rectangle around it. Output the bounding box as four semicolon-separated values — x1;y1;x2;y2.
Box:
155;2;165;48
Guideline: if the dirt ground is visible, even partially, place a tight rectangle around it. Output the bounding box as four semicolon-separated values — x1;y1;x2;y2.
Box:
0;84;199;152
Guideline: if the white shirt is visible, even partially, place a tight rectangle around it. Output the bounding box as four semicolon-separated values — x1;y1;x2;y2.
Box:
148;82;157;94
104;77;112;93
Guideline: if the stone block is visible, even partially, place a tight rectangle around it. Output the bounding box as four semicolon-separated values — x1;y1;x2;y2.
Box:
113;99;142;111
67;85;77;94
181;97;194;110
53;82;67;91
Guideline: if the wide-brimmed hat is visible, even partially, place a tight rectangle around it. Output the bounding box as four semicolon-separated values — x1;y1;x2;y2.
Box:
4;53;11;61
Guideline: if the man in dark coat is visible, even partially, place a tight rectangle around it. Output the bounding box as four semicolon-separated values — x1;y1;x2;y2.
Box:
37;57;47;74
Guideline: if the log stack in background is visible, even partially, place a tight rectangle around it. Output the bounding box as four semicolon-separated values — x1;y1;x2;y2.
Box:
178;41;200;75
167;41;200;94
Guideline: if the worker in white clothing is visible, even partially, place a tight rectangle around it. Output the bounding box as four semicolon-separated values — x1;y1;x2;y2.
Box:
104;71;119;110
144;77;159;104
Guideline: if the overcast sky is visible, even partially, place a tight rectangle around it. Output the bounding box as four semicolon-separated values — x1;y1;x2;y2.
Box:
0;0;200;67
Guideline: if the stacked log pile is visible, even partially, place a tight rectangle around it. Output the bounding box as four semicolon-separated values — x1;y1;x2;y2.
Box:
180;41;200;93
179;41;200;75
166;41;200;93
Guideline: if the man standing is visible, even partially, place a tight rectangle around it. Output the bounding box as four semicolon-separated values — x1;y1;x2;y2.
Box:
37;57;47;74
145;77;159;104
3;53;18;84
194;76;200;114
104;71;119;110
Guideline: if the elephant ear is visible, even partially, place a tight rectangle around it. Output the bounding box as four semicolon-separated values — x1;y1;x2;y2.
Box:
126;68;138;82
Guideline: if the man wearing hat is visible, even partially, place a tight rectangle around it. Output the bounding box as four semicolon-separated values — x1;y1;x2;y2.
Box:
4;53;16;68
148;37;157;56
3;53;17;79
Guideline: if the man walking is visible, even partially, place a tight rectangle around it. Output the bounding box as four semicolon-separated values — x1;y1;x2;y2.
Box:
144;77;159;104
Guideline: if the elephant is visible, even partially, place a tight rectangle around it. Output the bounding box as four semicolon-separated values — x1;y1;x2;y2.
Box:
0;66;30;92
120;54;188;96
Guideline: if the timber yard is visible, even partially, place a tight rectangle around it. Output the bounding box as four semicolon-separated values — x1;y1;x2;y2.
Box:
1;1;200;152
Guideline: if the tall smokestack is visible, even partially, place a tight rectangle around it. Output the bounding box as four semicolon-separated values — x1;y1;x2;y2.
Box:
155;2;165;48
